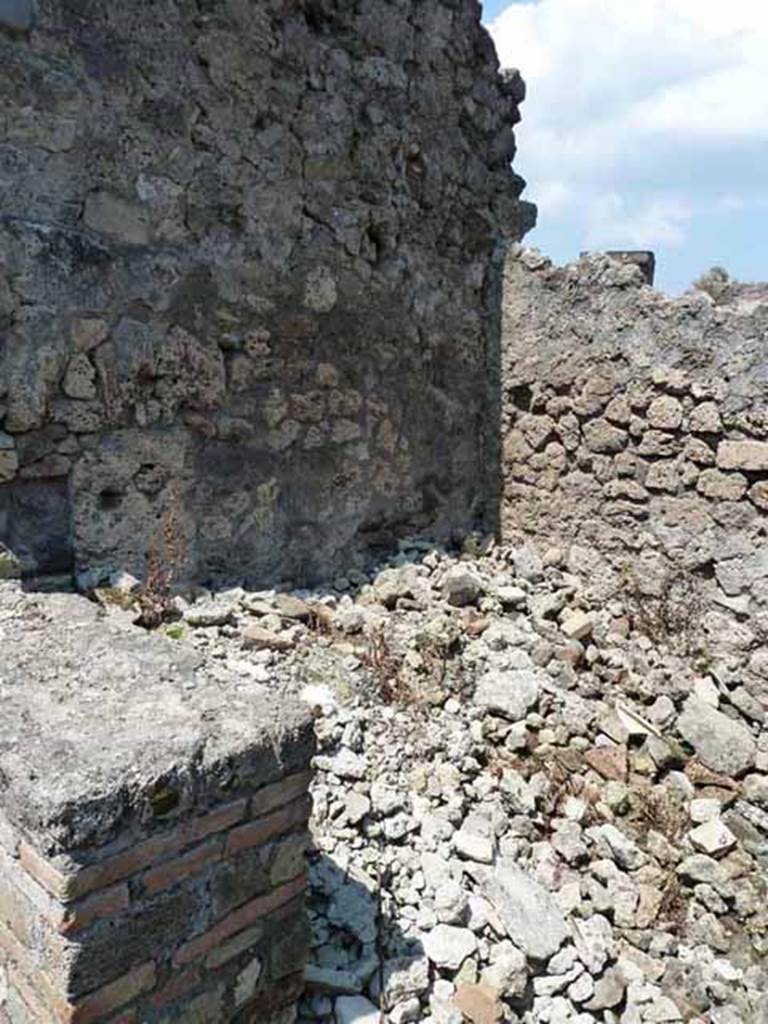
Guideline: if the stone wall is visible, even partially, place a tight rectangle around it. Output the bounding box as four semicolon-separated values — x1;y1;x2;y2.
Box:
0;583;314;1023
501;249;768;699
0;0;534;587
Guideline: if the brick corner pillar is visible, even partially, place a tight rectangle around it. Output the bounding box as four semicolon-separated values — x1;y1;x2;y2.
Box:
0;595;315;1023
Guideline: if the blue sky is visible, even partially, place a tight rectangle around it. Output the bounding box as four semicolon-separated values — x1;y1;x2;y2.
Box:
482;1;768;293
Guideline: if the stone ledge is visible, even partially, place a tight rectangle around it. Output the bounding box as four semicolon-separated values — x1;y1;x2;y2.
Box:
0;584;315;1022
0;585;314;857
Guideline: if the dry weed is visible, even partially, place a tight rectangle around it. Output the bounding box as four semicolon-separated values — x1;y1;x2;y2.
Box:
134;489;187;629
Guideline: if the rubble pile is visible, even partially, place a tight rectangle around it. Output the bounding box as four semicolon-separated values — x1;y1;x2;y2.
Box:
104;537;767;1023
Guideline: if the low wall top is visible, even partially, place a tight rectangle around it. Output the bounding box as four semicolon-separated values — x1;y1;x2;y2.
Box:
0;583;314;857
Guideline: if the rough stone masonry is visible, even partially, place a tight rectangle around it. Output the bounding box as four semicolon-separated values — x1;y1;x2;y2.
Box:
0;0;534;587
501;249;768;706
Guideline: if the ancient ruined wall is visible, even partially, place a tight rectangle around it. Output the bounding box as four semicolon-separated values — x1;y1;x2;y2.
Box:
501;249;768;697
0;583;314;1023
0;0;534;586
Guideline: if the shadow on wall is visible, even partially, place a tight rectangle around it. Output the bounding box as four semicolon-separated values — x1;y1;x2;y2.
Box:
1;233;521;597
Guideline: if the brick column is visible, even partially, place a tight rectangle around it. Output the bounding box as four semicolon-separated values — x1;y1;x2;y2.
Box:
0;592;315;1023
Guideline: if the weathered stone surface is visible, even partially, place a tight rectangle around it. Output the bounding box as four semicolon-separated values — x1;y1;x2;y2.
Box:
582;419;628;454
688;402;722;434
560;609;593;640
0;0;534;585
474;667;541;721
422;925;477;970
0;585;314;853
647;396;683;431
697;469;747;501
454;983;504;1024
335;995;380;1024
585;745;628;781
688;819;737;857
477;860;569;960
717;440;768;472
677;697;756;778
0;447;18;483
748;480;768;510
442;567;483;608
500;248;768;696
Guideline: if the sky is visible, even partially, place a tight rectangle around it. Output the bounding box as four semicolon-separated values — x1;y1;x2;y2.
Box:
482;0;768;293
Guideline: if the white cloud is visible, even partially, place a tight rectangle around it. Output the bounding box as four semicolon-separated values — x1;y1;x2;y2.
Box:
488;0;768;256
585;195;692;248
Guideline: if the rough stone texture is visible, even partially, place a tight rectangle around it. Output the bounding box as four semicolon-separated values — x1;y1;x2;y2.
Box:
0;586;314;854
501;248;768;692
0;582;314;1022
677;697;756;777
476;860;569;961
0;0;534;586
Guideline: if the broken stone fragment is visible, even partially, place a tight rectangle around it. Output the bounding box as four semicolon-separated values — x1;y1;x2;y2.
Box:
582;418;628;454
423;924;477;970
560;609;593;640
474;667;541;721
334;995;379;1024
184;598;237;627
688;401;722;433
475;860;569;961
343;792;370;826
716;439;768;472
592;823;646;870
62;354;98;401
677;697;756;777
304;965;361;995
240;623;295;652
748;480;768;510
378;956;430;1007
273;593;313;621
696;468;747;501
646;395;683;431
584;744;628;781
688;819;737;858
441;566;483;607
454;983;504;1024
583;965;626;1011
0;445;19;483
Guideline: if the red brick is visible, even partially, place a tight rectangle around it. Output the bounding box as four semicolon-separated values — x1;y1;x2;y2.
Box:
18;843;71;903
21;799;247;901
173;873;307;967
56;884;130;936
142;837;223;896
148;966;201;1009
250;771;312;818
227;795;312;856
57;962;156;1024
